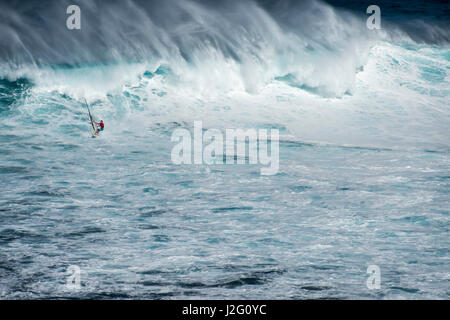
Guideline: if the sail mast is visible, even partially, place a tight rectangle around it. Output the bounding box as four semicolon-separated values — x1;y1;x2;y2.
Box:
84;98;97;132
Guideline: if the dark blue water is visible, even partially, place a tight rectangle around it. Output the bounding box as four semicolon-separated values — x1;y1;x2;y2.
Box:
0;0;449;299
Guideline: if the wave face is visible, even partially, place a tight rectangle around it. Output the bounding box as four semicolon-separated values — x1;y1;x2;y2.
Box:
0;0;449;299
0;0;380;97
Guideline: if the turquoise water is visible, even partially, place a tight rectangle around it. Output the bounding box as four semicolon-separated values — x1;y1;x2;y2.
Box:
0;0;449;299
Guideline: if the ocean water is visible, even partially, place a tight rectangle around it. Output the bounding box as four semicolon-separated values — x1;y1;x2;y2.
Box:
0;0;449;299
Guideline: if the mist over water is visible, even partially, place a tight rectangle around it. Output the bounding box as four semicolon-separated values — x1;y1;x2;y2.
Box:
0;0;449;299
